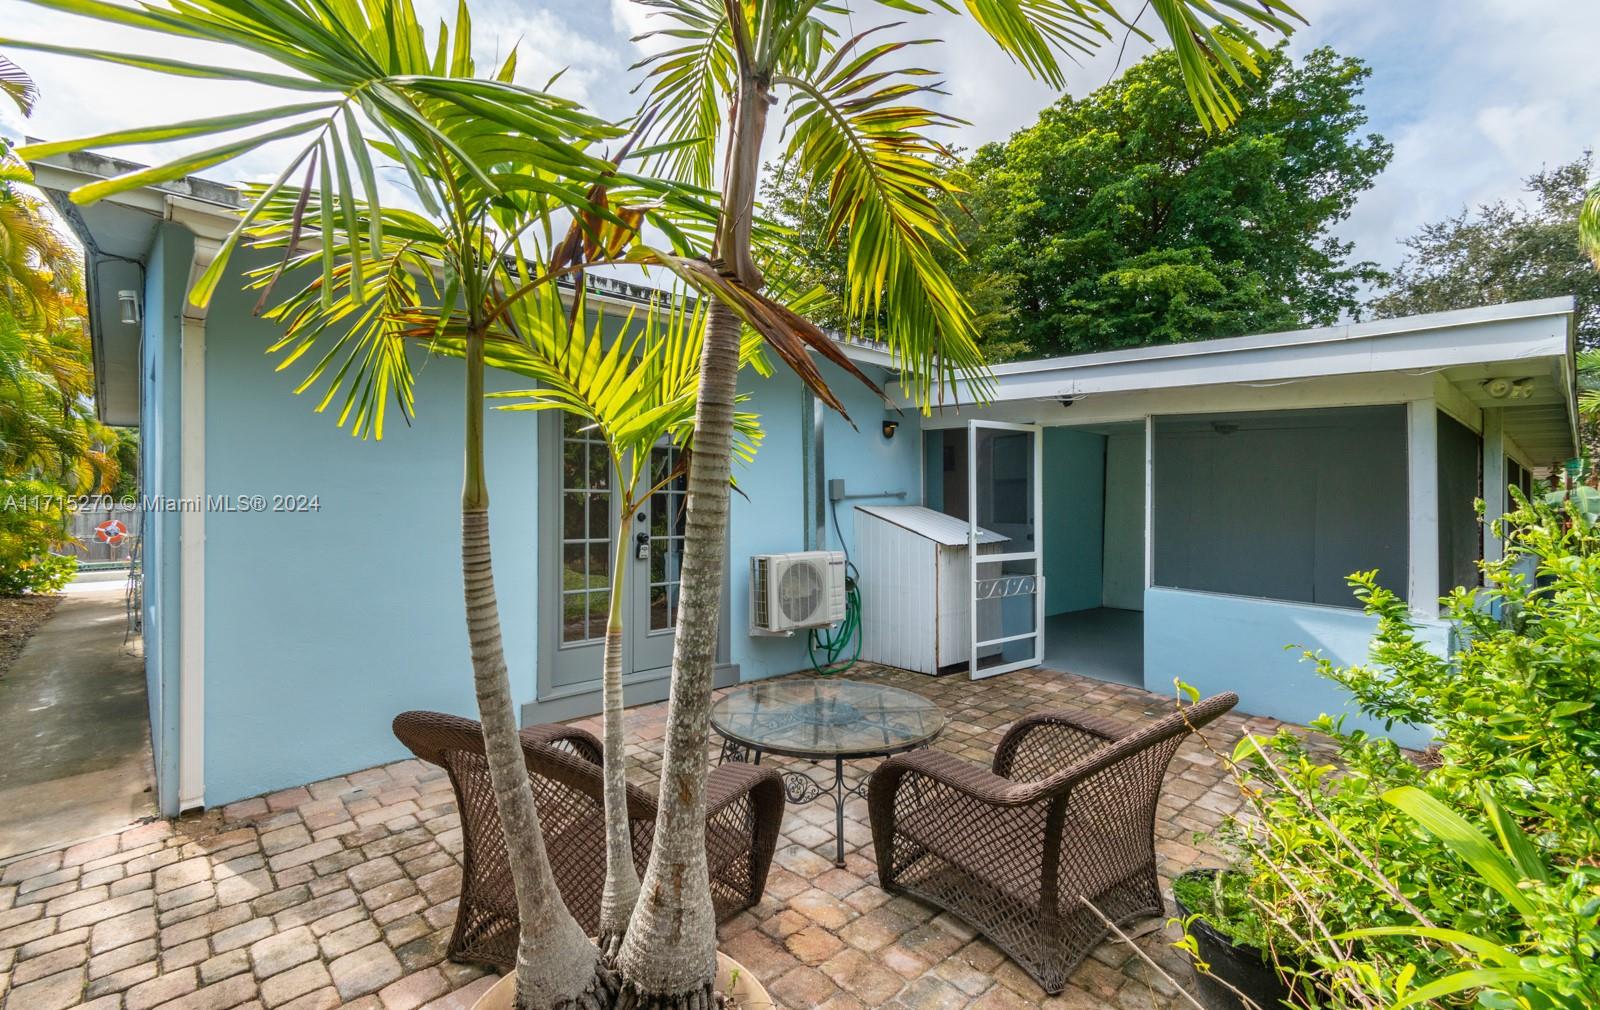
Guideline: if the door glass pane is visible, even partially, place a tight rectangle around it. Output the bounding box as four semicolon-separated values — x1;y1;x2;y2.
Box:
561;418;611;645
648;445;688;632
973;427;1035;550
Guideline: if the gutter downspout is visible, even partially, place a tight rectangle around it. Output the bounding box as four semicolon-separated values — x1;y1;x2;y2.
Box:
802;391;826;551
166;196;228;813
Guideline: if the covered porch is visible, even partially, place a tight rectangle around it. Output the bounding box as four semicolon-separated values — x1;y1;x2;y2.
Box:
894;298;1577;741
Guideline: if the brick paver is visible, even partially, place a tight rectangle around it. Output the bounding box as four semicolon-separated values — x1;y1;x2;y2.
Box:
0;665;1290;1009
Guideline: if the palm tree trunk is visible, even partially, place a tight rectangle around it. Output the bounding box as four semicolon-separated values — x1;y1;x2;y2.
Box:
616;67;770;1008
461;333;609;1010
614;297;743;1006
598;521;641;957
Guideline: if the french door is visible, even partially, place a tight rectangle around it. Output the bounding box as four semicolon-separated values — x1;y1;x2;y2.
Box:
547;414;684;694
966;420;1044;679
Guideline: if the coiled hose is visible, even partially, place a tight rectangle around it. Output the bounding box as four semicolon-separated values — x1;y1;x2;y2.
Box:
808;561;861;675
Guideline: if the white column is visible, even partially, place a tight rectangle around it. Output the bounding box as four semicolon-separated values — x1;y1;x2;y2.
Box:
1482;408;1506;566
1407;400;1440;620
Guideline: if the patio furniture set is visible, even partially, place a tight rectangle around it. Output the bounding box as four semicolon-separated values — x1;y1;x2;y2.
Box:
394;678;1237;994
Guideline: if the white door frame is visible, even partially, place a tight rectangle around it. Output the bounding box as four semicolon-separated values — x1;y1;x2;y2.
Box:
967;419;1044;679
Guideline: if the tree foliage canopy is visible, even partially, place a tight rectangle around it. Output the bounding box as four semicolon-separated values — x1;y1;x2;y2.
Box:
1372;153;1600;352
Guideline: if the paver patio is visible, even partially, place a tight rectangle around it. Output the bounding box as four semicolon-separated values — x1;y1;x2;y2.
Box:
0;664;1293;1010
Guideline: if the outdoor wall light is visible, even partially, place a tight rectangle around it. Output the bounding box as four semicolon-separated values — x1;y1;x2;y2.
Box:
881;418;899;440
117;290;142;326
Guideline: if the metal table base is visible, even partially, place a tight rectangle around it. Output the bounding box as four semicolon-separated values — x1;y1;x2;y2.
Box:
717;739;912;867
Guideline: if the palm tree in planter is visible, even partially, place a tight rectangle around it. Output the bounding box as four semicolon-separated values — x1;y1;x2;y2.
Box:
484;285;766;956
609;1;1304;1004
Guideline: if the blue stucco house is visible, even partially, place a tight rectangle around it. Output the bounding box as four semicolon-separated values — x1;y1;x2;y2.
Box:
32;151;1580;818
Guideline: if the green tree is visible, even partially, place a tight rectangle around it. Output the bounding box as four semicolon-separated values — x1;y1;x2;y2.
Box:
1372;153;1600;350
765;44;1389;361
984;44;1389;357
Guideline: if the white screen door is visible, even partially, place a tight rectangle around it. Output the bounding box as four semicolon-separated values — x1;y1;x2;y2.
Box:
967;420;1044;679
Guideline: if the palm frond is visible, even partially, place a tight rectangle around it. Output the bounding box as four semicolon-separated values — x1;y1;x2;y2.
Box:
775;35;988;405
626;0;738;189
0;54;37;115
10;0;630;311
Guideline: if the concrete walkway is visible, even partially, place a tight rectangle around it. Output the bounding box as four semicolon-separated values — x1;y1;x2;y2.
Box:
0;588;157;860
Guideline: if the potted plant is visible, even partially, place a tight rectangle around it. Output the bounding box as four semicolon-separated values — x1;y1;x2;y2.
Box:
1173;867;1294;1010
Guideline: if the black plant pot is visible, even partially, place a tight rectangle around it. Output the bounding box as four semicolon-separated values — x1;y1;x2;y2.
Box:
1174;869;1295;1010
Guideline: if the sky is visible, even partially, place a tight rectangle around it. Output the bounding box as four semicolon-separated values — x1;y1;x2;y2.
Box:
3;0;1599;281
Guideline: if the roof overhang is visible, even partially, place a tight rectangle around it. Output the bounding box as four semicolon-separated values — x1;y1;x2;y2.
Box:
908;298;1579;464
27;149;243;426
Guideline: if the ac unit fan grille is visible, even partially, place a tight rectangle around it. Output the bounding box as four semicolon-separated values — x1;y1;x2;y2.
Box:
777;562;823;623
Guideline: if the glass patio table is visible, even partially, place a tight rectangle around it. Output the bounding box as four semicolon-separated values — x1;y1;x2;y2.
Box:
710;678;946;866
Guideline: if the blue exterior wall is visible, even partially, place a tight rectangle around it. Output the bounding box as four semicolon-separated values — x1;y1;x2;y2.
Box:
140;223;189;816
184;246;918;803
1144;587;1442;748
197;251;543;805
1042;428;1105;615
727;360;921;681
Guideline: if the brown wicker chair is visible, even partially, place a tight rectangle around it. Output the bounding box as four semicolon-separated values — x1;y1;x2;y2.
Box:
393;710;785;971
867;692;1238;993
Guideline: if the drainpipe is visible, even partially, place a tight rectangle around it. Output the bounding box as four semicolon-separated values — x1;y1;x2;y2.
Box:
802;391;826;551
166;196;230;814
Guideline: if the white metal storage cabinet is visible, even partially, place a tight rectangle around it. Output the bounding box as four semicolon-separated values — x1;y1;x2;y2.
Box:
855;505;1008;675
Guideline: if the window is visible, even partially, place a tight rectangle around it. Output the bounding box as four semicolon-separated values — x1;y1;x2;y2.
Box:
561;414;610;644
1152;406;1409;608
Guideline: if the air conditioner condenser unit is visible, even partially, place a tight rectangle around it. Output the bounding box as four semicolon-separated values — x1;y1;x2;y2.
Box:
749;551;847;635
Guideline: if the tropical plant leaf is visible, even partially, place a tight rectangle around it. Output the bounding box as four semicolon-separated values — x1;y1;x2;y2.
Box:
1383;787;1537;917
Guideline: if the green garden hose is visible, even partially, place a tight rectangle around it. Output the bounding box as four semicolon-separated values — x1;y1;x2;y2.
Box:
808;564;861;675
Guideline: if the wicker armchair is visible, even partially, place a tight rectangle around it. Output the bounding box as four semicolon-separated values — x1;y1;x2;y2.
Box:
867;692;1238;993
393;710;785;971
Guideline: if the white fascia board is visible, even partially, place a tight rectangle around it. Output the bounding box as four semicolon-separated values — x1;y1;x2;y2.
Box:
901;300;1575;409
28;162;169;216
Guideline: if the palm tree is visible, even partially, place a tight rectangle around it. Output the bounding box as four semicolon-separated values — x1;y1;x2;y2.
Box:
486;287;764;955
610;2;1302;1003
0;144;116;493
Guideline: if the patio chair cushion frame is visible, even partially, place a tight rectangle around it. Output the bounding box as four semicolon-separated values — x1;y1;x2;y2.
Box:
393;710;785;972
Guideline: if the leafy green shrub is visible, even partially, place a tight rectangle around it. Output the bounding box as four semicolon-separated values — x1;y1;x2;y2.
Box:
1193;495;1600;1008
0;477;76;594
